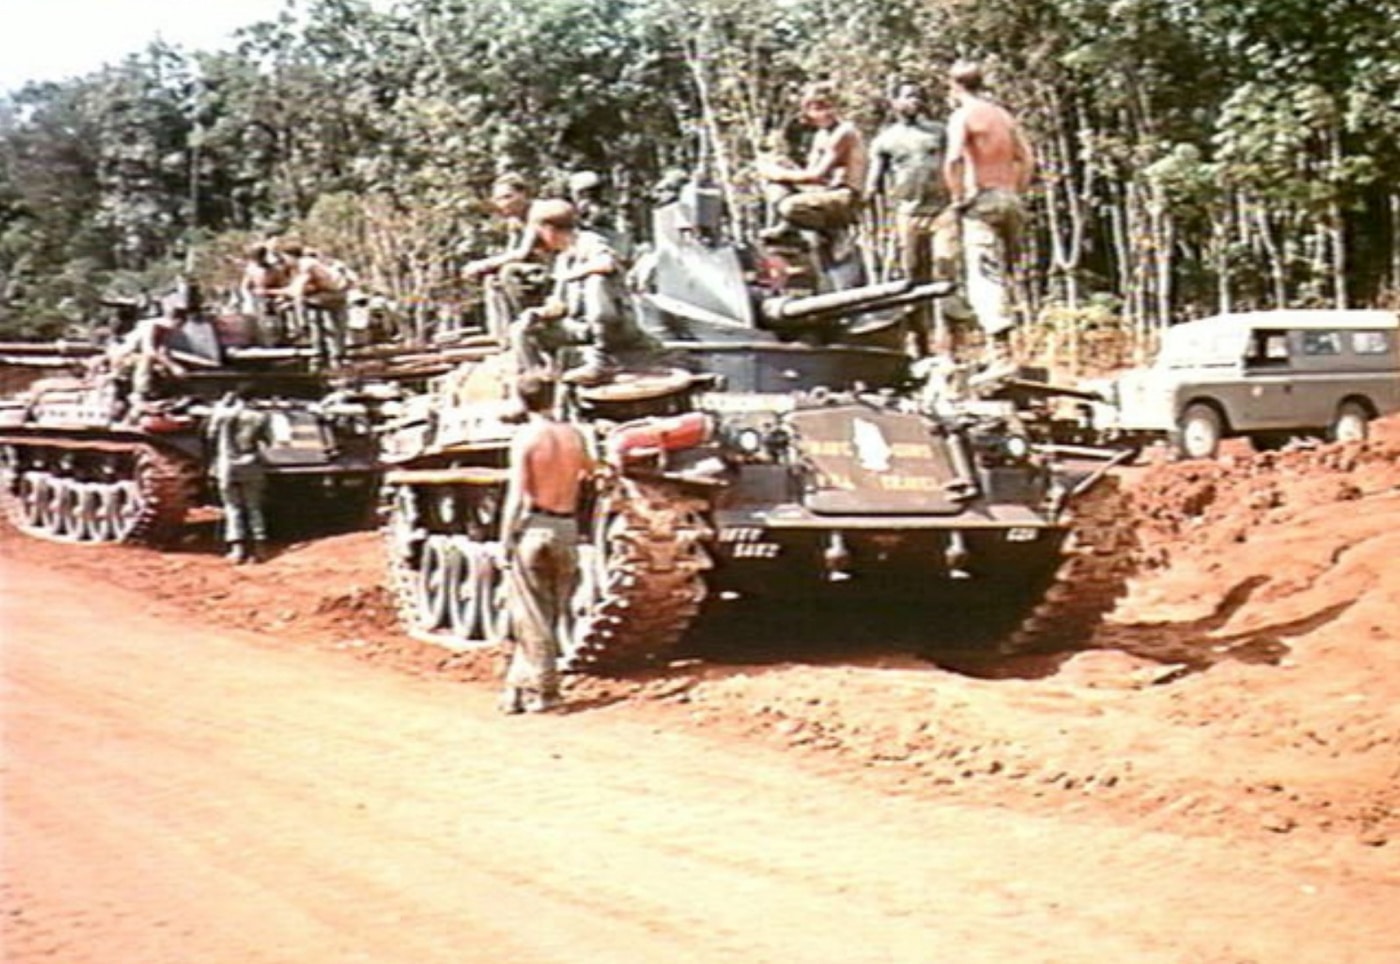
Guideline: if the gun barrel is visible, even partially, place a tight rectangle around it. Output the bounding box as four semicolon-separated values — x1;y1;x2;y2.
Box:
760;279;953;325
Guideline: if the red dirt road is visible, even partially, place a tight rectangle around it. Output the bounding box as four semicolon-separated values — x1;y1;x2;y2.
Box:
2;544;1398;961
5;422;1400;961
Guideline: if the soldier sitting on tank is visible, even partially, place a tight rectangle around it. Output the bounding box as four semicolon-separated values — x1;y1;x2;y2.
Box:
206;383;275;565
756;81;868;246
511;199;659;387
568;169;632;264
463;173;553;341
110;288;195;412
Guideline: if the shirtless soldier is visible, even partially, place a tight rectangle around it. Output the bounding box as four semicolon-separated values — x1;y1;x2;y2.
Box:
498;373;590;714
463;173;549;341
757;81;868;239
239;242;293;345
943;60;1035;369
275;242;352;369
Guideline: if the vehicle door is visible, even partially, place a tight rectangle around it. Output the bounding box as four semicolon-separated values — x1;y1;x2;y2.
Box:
1288;328;1351;427
1238;328;1296;429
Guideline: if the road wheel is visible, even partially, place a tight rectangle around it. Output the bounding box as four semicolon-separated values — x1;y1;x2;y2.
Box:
109;481;144;541
74;483;103;541
36;476;61;532
1330;401;1371;444
447;537;508;644
54;479;81;538
19;473;47;528
415;535;452;631
89;483;119;542
1175;404;1223;460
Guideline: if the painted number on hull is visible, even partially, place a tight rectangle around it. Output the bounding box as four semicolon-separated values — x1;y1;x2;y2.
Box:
730;542;781;558
1006;528;1039;542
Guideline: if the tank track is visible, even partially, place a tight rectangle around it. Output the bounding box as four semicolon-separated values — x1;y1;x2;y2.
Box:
127;444;201;544
380;484;427;635
566;477;714;673
0;440;199;546
1001;476;1137;654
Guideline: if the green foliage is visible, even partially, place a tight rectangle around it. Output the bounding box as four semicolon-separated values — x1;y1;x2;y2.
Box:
2;0;1399;342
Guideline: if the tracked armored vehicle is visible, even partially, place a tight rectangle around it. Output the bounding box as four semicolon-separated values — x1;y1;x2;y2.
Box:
379;177;1123;670
0;307;382;546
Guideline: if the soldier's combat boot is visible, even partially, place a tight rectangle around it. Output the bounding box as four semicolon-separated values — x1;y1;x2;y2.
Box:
524;690;561;714
497;687;525;715
561;358;618;387
226;542;249;564
248;540;268;565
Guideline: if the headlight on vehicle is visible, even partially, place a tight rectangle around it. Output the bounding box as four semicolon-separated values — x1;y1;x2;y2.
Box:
737;427;764;455
1003;434;1031;461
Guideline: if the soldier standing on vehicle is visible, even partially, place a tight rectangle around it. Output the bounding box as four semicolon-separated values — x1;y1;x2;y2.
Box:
866;79;952;357
497;373;590;714
239;242;293;345
206;383;276;565
943;60;1035;372
274;242;352;370
756;81;868;240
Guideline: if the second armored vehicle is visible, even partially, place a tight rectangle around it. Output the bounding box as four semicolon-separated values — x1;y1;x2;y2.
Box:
0;305;381;546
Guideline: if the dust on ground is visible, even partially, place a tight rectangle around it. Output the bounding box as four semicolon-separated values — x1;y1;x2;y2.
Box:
6;417;1398;851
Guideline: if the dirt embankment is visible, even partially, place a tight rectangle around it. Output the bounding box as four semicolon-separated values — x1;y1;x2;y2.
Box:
6;417;1398;849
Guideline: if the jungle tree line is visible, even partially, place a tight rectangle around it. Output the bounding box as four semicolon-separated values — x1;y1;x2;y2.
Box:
1;0;1397;347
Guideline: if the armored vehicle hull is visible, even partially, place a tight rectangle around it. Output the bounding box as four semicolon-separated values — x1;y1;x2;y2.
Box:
376;177;1121;670
0;337;380;546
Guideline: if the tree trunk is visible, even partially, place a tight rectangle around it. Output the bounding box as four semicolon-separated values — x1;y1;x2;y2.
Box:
1253;204;1287;308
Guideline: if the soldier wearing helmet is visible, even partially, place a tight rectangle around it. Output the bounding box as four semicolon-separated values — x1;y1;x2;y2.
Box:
512;199;657;386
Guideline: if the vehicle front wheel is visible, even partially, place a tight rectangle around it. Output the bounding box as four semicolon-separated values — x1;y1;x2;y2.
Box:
1330;401;1371;444
1175;404;1223;460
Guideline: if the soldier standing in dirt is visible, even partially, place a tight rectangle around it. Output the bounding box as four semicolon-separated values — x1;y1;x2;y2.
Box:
497;373;589;714
206;383;275;565
756;81;868;239
866;79;952;357
943;60;1035;372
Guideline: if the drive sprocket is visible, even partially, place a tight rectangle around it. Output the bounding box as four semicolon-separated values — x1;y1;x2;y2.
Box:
566;476;713;672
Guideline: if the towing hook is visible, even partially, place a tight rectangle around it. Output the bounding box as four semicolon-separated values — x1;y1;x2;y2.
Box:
823;531;852;582
945;530;972;579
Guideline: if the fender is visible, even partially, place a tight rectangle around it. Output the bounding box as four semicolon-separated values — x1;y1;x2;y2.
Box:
606;411;712;464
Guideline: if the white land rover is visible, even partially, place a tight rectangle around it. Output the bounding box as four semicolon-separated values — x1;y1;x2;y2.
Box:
1103;309;1400;459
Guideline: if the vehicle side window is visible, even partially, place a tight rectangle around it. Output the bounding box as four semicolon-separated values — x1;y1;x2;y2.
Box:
1351;331;1392;355
1245;330;1290;368
1301;330;1342;355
